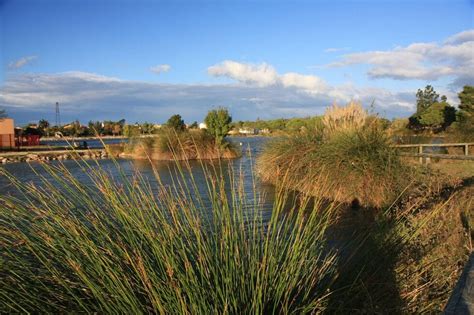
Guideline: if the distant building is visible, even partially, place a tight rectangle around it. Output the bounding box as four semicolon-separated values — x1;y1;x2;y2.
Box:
0;118;15;149
199;122;207;129
260;128;271;134
228;128;239;135
62;123;75;130
16;126;41;147
238;127;256;135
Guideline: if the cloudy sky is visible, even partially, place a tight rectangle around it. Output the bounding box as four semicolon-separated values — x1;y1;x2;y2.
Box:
0;0;473;125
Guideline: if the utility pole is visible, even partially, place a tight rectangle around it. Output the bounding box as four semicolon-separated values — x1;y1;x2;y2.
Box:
55;102;61;127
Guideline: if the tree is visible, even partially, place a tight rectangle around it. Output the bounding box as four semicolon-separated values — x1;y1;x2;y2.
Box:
204;108;232;146
123;125;141;137
458;86;474;123
166;114;186;132
416;85;439;113
112;124;122;136
409;86;455;131
416;102;456;130
141;122;155;134
268;118;287;131
38;119;50;137
189;121;199;129
88;121;103;135
453;85;474;138
286;118;307;132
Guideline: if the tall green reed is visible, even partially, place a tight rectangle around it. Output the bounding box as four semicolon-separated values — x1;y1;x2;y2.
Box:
0;149;339;313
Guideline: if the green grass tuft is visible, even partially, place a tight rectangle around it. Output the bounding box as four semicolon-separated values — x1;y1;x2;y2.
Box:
0;157;339;313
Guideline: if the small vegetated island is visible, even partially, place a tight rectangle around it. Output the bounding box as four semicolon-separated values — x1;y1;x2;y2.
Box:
121;108;240;160
259;101;410;208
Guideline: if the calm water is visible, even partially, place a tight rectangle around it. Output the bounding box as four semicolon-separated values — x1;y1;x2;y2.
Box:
1;137;275;218
40;137;127;148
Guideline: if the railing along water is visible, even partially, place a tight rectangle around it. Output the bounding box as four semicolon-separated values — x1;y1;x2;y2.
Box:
394;143;474;164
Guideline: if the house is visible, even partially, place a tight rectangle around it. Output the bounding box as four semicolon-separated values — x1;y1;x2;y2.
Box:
199;122;207;129
0;118;15;149
238;127;256;135
15;126;41;147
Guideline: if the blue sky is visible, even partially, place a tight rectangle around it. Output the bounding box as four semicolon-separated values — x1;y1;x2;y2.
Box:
1;0;473;125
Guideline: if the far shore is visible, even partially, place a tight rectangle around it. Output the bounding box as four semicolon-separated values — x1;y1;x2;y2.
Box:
40;135;128;141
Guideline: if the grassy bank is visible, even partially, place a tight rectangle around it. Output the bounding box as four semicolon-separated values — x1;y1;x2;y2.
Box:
256;102;473;312
122;129;240;160
258;102;413;208
0;156;471;313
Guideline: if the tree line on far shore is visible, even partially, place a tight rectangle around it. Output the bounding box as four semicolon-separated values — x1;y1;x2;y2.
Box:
4;109;232;140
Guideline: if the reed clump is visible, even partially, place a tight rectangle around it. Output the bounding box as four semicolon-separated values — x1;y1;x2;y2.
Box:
123;128;240;160
322;102;368;139
0;158;339;313
258;101;412;208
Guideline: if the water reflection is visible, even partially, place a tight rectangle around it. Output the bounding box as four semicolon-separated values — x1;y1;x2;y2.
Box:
1;137;275;221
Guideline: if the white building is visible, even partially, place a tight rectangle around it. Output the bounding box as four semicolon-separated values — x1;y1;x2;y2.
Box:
238;127;256;135
199;122;207;129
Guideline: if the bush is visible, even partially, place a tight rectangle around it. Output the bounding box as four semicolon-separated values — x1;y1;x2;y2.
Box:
166;114;186;132
258;102;412;207
204;108;232;147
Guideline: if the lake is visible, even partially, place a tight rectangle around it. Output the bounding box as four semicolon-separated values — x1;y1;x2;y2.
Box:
1;137;276;220
40;137;127;148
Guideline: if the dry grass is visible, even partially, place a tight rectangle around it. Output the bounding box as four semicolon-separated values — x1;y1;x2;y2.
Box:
395;180;472;313
258;102;412;208
320;166;472;313
322;101;368;139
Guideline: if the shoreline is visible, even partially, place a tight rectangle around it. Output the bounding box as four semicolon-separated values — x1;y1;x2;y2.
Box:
40;135;128;141
0;148;118;164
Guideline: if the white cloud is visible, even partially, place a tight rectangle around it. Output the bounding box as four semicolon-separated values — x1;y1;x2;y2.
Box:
8;56;37;70
445;29;474;45
208;60;279;87
150;64;171;74
208;60;329;95
327;29;474;86
280;73;328;94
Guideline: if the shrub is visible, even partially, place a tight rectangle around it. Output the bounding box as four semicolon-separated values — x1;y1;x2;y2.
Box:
258;102;412;207
204;108;232;147
166;114;186;132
